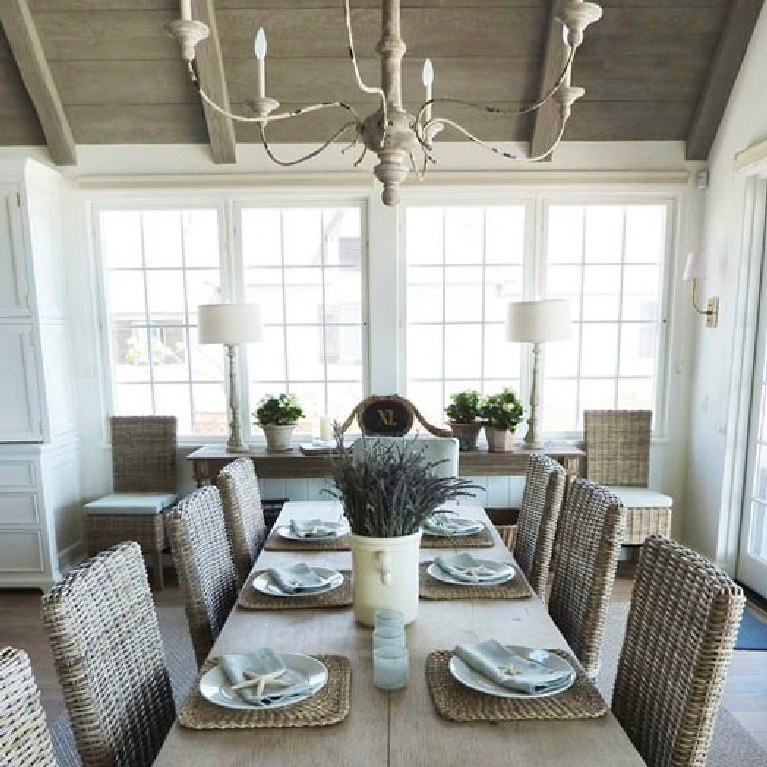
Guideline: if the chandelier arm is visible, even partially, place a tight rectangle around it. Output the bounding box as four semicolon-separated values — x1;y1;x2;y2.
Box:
258;121;359;167
518;45;575;115
343;0;388;140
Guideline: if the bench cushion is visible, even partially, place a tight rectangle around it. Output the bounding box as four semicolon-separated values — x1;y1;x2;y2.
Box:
84;492;177;515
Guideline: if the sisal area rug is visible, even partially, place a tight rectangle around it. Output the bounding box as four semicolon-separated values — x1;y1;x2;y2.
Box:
50;600;767;767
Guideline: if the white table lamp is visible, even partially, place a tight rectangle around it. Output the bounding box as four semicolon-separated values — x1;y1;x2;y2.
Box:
506;299;571;449
198;303;264;452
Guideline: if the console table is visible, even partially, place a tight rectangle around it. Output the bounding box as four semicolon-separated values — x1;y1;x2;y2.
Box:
186;444;585;487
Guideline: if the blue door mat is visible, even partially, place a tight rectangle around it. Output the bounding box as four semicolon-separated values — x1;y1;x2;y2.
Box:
735;606;767;650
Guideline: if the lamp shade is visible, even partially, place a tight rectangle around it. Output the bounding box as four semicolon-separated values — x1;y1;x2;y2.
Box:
506;299;571;343
683;251;706;281
198;303;264;344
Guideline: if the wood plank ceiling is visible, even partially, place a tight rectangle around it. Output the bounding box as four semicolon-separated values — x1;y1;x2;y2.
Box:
0;0;763;167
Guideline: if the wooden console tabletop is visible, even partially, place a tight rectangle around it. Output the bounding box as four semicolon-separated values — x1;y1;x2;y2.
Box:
186;444;584;487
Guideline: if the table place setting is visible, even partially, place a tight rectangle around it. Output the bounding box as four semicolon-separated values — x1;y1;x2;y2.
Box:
419;554;533;600
264;516;352;551
238;562;353;610
178;648;352;729
425;641;607;722
420;512;495;548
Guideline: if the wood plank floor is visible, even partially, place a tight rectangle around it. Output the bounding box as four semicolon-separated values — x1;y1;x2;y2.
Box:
1;563;766;750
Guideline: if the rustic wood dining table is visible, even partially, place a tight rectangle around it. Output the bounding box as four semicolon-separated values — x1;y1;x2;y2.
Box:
151;501;644;767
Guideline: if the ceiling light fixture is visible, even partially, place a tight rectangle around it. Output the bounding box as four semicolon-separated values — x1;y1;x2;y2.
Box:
167;0;602;206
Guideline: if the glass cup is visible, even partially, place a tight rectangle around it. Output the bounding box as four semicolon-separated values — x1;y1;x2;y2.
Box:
374;608;405;629
373;645;409;690
373;625;405;651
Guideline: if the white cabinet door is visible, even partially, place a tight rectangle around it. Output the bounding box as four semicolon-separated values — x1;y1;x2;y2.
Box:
0;185;29;317
0;324;42;442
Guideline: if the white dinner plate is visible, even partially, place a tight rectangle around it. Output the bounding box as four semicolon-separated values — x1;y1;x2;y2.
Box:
422;517;485;537
449;646;576;699
200;653;328;710
426;560;515;586
253;566;344;598
276;523;350;541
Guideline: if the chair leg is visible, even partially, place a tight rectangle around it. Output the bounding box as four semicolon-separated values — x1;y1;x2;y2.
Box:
153;549;164;591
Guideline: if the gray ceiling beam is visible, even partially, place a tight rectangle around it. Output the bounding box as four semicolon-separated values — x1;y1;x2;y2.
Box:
193;0;236;164
530;2;568;162
686;0;765;161
0;0;76;165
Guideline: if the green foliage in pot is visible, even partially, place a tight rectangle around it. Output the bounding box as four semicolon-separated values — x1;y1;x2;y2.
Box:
254;393;304;426
479;388;524;431
444;389;482;424
326;434;482;538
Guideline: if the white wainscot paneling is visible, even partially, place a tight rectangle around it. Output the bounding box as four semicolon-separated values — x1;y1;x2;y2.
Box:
259;477;287;502
0;493;39;524
0;531;43;573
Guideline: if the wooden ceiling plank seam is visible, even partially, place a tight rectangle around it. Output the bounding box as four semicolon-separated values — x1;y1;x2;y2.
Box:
192;0;237;164
530;0;567;161
685;0;765;161
0;0;76;165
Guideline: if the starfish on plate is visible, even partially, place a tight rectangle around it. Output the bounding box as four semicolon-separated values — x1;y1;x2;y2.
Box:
230;668;290;696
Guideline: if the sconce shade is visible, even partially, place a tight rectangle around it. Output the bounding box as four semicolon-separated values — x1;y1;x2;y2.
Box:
506;299;572;344
683;252;706;282
198;303;265;344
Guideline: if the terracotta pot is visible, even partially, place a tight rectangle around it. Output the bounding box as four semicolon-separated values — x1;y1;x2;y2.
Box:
350;530;422;626
484;425;514;453
449;421;482;451
261;423;295;452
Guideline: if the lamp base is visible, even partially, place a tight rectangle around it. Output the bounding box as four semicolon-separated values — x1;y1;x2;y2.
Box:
225;442;251;454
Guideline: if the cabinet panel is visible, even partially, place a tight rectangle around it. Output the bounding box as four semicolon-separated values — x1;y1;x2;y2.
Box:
0;493;39;524
0;531;43;572
0;185;29;316
0;324;42;441
0;460;35;487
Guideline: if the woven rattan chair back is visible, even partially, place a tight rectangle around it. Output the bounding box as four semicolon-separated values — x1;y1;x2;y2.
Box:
166;486;238;666
513;454;565;600
612;536;745;767
40;542;175;767
548;478;625;676
584;409;651;487
110;415;177;492
217;457;267;588
0;646;58;767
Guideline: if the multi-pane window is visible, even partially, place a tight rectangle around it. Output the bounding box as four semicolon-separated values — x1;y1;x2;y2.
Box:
405;205;526;427
241;206;365;435
543;203;668;432
99;208;225;435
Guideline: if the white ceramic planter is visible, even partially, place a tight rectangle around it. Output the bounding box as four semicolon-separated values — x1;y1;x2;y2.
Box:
350;530;422;626
484;425;513;452
261;423;295;452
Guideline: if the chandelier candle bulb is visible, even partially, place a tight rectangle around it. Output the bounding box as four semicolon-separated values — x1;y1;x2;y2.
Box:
422;59;434;123
255;28;267;100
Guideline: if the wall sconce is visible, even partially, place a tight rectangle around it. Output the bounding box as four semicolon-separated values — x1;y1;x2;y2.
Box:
683;252;719;328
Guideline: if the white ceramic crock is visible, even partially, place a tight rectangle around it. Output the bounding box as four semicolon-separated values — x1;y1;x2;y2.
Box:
350;530;422;626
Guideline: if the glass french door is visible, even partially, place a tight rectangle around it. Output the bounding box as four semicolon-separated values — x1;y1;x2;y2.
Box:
738;187;767;598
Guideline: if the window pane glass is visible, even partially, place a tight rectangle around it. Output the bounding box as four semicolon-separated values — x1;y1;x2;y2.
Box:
585;206;623;263
245;267;284;324
620;323;658;376
112;326;151;382
617;378;654;410
242;209;282;266
407;208;444;265
114;383;152;415
146;270;185;320
444;267;483;322
485;324;521;380
542;379;577;432
406;381;445;428
283;209;322;266
579;378;617;413
544;336;579;378
486;207;525;264
101;211;143;268
183;210;220;268
580;324;619;377
444;325;482;379
548;207;583;264
445;207;483;264
408;325;443;379
485;266;523;321
625;206;665;264
143;211;183;268
408;266;443;323
192;383;226;435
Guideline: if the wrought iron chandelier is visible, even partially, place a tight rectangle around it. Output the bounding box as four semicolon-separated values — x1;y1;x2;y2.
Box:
168;0;602;206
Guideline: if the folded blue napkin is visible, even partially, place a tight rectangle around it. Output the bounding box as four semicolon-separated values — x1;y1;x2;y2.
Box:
434;553;514;583
424;513;484;535
265;563;331;594
289;518;343;538
219;649;310;705
454;641;572;694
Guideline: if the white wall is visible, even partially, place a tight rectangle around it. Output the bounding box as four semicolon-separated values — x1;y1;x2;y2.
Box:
685;4;767;571
0;140;686;530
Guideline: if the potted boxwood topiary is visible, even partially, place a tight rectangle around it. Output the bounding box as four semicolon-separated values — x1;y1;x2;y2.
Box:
254;393;304;452
444;389;483;451
479;388;524;452
326;434;479;625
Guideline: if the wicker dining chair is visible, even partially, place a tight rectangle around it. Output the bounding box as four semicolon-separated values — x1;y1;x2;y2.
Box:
548;477;625;677
0;646;58;767
216;457;267;588
513;453;566;601
584;410;672;546
165;485;238;667
40;542;175;767
83;416;178;590
612;536;745;767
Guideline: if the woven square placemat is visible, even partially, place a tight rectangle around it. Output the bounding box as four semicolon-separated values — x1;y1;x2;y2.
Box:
418;562;533;600
426;649;606;722
264;530;351;551
178;654;351;729
238;570;353;610
421;525;495;549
